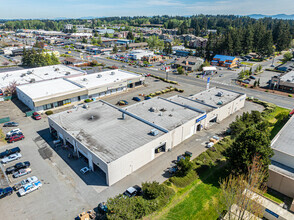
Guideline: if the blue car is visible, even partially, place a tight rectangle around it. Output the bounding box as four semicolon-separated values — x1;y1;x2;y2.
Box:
132;97;141;102
0;187;13;198
144;96;151;100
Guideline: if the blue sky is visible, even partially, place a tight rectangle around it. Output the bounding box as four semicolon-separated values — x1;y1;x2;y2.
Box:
1;0;294;19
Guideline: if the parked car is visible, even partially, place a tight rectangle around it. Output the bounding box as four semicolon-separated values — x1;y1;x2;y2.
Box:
242;80;250;84
0;187;13;198
144;96;151;100
6;128;22;137
32;112;41;120
18;180;42;196
6;128;22;139
7;134;24;143
13;168;32;178
249;75;256;80
5;161;30;174
123;185;142;198
132;97;141;102
207;142;214;148
3;122;19;127
13;176;38;191
98;202;108;214
0;147;21;159
1;153;22;164
117;100;128;106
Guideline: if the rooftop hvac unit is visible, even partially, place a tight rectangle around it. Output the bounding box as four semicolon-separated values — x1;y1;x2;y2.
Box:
30;78;35;83
55;68;59;71
65;72;71;75
110;71;115;75
217;101;223;105
27;70;32;74
150;129;159;136
97;74;102;78
149;107;158;112
216;91;224;97
82;78;87;81
20;73;26;77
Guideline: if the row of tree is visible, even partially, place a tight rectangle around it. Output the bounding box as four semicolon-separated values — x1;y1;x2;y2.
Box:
22;48;60;67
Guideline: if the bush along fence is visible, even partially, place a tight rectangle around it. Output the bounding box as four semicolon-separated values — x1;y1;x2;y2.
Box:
150;74;178;85
146;86;184;98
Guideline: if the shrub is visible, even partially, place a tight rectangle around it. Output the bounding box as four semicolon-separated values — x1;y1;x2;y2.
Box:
170;169;198;188
265;90;269;92
288;94;293;97
155;91;162;95
84;99;93;103
45;110;53;115
178;89;184;93
142;181;163;200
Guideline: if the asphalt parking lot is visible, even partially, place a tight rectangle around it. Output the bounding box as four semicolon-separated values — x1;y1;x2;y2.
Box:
0;78;264;219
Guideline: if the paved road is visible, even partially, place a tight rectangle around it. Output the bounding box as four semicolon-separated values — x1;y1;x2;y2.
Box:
94;57;294;110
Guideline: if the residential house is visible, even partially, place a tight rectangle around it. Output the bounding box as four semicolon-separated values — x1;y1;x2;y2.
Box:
175;56;203;71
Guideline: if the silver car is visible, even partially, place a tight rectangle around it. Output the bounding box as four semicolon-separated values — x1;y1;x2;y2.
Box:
1;153;22;164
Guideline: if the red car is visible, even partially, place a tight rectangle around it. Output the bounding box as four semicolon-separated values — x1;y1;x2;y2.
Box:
7;134;24;143
32;112;41;120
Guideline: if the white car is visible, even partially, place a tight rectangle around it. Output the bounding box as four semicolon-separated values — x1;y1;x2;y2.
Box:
1;153;22;164
6;128;22;138
14;176;38;191
207;142;214;148
13;168;32;178
18;180;42;196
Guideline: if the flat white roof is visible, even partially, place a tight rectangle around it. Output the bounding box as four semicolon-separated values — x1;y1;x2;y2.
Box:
67;69;142;89
203;66;217;71
17;78;83;100
0;65;85;89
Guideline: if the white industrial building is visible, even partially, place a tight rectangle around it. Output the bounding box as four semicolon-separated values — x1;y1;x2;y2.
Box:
128;50;154;60
268;115;294;210
16;69;144;111
0;65;86;91
48;88;246;186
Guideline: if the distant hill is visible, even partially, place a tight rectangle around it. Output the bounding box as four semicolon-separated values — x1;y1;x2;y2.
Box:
248;14;294;20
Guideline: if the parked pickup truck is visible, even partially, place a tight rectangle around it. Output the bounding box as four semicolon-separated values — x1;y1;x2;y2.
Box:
0;147;21;159
0;187;13;199
18;180;42;196
13;176;38;191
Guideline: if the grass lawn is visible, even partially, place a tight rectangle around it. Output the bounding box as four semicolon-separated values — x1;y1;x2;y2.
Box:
157;164;229;220
240;61;254;66
263;106;290;139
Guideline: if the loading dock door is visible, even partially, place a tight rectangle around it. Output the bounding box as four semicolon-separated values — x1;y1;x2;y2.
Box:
155;143;166;154
197;124;201;131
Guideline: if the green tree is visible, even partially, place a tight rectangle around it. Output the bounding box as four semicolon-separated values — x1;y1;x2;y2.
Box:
142;181;163;200
177;66;184;74
283;52;293;62
82;38;87;44
104;32;110;38
126;31;134;40
113;44;118;53
97;35;102;44
72;25;77;33
94;32;98;37
176;157;192;176
226;126;273;180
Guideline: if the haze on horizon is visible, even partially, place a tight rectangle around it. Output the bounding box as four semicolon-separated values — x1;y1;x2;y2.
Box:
1;0;294;19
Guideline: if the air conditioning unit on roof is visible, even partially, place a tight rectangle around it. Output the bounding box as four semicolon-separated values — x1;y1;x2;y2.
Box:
150;129;159;136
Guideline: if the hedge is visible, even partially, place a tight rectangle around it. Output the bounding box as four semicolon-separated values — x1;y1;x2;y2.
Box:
45;110;53;115
170;169;198;188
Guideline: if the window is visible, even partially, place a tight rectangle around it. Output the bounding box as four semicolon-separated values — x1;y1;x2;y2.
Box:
63;99;71;105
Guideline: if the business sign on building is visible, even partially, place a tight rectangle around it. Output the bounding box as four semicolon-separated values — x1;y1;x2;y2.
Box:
196;114;207;123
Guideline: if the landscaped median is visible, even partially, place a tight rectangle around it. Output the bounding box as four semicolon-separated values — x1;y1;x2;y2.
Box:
146;86;184;98
150;74;178;85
